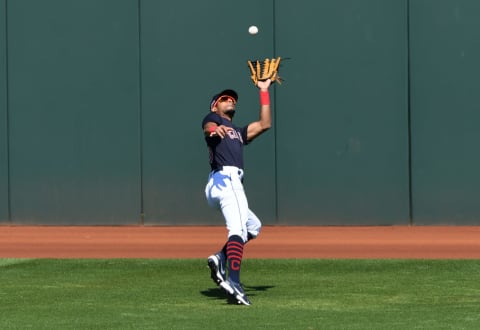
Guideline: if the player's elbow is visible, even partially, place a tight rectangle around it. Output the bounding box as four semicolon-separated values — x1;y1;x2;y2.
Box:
259;121;271;132
261;118;272;130
249;121;271;138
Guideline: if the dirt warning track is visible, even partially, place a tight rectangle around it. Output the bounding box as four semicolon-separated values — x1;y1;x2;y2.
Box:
1;226;480;259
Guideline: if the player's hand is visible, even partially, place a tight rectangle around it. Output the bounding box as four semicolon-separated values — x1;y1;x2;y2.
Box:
210;125;233;138
257;79;272;90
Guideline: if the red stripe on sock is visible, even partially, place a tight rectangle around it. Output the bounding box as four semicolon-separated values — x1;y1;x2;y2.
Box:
227;240;244;275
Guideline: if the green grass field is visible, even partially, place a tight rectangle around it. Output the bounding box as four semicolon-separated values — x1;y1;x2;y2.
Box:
1;258;480;329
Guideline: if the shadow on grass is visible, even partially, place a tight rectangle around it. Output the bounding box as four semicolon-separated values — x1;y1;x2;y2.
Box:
200;287;229;301
244;285;275;292
200;285;275;304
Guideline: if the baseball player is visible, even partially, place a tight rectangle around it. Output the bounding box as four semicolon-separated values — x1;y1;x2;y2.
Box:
202;79;273;305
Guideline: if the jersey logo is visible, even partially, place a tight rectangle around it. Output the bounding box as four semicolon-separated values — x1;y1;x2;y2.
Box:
227;129;244;144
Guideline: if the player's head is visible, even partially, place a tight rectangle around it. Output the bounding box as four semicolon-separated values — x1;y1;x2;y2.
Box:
210;89;238;118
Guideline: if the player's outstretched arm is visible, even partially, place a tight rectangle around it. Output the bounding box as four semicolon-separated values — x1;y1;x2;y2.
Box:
204;123;233;138
247;79;272;142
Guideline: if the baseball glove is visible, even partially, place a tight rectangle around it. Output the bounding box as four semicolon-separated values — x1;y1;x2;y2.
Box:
247;57;282;85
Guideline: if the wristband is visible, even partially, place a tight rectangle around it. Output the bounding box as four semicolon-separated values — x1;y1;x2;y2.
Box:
260;90;270;106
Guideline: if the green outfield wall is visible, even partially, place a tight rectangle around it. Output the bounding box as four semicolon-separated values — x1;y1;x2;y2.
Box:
409;0;480;225
4;0;142;224
1;0;8;222
275;0;409;225
0;0;478;225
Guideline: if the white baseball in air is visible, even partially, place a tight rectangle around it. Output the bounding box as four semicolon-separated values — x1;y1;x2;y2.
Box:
248;25;259;35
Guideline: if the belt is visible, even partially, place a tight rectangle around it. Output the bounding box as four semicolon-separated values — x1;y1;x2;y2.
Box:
212;165;242;173
212;166;244;179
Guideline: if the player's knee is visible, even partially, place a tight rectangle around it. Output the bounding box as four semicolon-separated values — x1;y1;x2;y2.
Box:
228;230;247;243
247;229;260;241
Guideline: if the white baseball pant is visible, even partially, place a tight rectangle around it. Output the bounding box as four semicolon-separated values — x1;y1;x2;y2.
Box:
205;166;262;242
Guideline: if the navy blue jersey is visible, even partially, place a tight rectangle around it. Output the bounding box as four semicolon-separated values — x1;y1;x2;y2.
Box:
202;112;249;171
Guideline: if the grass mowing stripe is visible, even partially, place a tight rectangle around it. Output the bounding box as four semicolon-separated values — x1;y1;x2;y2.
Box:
0;258;34;267
0;259;479;329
